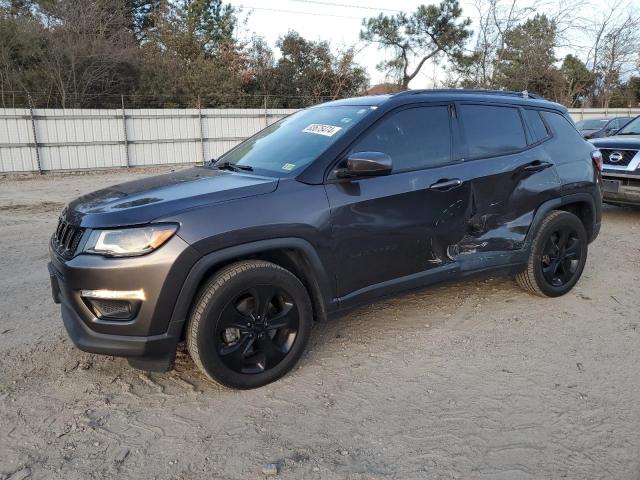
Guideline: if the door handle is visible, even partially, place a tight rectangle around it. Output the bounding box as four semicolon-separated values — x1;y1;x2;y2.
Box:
429;178;462;191
524;160;553;172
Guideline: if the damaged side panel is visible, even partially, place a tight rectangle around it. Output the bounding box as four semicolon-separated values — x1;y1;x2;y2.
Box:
446;146;562;262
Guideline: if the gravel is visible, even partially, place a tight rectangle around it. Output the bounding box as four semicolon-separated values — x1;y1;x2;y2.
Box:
1;169;639;479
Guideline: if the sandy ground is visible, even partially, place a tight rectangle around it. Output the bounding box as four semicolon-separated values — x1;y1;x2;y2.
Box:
0;168;639;480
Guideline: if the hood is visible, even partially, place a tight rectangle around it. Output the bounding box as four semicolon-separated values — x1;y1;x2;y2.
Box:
63;167;278;228
590;134;640;150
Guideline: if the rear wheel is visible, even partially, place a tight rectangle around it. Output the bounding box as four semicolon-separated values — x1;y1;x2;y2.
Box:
187;260;312;389
516;210;588;297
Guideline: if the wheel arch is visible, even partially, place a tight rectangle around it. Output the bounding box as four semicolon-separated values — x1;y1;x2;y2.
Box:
168;238;334;341
525;193;598;249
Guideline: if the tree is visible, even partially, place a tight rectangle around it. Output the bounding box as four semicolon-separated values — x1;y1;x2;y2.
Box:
125;0;162;41
242;36;275;99
493;15;558;97
134;0;245;106
585;1;640;107
270;31;368;106
35;0;139;107
360;0;471;88
557;55;594;107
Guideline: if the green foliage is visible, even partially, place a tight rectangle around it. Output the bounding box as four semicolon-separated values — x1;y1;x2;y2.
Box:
360;0;472;88
270;32;368;105
558;55;594;106
0;1;368;108
493;15;558;97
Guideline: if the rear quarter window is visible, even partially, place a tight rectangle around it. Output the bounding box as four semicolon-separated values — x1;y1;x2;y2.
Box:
541;111;584;142
460;104;527;158
524;109;551;143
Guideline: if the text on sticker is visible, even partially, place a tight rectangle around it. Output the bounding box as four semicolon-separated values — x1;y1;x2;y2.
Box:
302;124;342;137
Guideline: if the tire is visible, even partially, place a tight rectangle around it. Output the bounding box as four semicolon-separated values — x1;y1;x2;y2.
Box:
516;210;588;297
186;260;312;389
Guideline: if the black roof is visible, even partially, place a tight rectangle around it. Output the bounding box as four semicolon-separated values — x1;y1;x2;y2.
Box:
322;89;567;112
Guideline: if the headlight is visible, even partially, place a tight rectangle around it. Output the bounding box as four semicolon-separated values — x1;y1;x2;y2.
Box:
83;224;177;257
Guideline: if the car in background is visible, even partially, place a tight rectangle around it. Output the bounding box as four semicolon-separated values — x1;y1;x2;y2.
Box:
575;117;630;139
590;115;640;207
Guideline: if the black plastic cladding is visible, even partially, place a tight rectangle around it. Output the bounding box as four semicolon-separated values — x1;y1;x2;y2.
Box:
49;90;601;370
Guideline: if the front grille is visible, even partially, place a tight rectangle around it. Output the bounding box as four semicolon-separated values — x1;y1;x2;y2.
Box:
52;218;84;259
601;149;638;167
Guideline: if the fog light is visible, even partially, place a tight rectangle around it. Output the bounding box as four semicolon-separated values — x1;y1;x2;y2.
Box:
80;289;144;320
80;289;145;301
87;298;133;320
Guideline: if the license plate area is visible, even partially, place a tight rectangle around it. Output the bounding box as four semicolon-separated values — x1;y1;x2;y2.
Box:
603;178;621;193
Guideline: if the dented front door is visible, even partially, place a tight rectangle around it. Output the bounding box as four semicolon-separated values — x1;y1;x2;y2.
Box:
326;163;473;298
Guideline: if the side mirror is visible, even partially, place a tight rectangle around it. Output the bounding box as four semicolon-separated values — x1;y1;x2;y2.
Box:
334;152;392;179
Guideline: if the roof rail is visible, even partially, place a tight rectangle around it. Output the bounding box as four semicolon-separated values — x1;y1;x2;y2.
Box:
394;88;544;100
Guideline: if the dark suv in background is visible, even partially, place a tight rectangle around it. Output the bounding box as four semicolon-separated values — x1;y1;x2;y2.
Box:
589;114;640;207
49;90;602;389
575;117;630;139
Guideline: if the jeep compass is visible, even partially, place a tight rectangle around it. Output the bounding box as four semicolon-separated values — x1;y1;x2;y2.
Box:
49;90;603;389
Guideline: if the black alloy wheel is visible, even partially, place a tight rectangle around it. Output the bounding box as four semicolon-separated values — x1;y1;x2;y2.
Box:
187;260;312;389
539;226;583;287
216;285;299;374
516;210;588;297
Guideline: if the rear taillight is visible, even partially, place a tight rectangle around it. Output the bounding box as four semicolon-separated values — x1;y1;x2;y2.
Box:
591;150;603;172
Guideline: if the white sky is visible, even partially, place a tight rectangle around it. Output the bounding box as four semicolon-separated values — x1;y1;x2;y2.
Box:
227;0;636;89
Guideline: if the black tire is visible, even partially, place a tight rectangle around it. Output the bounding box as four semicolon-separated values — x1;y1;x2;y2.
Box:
186;260;312;389
516;210;588;297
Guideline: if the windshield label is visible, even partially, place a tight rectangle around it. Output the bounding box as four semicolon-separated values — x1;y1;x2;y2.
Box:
303;124;342;137
281;163;296;171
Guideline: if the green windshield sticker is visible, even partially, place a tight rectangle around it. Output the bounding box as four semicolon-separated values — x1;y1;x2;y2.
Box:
281;163;296;171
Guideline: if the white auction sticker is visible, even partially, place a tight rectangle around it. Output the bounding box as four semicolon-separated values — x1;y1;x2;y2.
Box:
302;124;342;137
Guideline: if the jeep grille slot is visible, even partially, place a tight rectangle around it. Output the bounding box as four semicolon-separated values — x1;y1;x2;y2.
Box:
52;218;84;259
600;149;637;167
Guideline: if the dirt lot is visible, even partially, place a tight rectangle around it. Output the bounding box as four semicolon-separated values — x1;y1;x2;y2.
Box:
1;168;639;480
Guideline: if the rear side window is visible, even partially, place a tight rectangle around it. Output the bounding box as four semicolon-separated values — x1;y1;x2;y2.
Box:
612;118;627;129
460;104;527;158
350;106;451;172
524;109;550;143
541;111;584;141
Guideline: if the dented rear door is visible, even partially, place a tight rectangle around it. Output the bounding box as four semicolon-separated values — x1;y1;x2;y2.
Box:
450;103;561;260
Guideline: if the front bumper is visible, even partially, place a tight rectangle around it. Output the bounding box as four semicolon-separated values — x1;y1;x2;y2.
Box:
49;235;200;371
602;171;640;206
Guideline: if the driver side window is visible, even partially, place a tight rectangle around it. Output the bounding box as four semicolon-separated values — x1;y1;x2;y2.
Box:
349;106;452;172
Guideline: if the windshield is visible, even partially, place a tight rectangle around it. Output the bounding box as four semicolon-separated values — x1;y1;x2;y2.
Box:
616;116;640;135
215;105;375;176
575;119;608;129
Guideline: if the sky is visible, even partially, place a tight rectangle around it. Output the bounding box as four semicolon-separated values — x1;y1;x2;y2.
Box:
226;0;635;89
228;0;464;88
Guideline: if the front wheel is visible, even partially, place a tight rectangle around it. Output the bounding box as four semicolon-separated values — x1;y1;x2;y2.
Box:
187;260;312;389
516;210;588;297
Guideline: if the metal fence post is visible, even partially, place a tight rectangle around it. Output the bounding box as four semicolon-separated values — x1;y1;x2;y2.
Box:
198;98;206;165
264;95;269;127
121;95;130;167
27;93;42;174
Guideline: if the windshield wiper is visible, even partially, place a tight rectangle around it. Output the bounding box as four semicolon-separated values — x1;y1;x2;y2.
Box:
214;161;253;172
616;131;640;135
